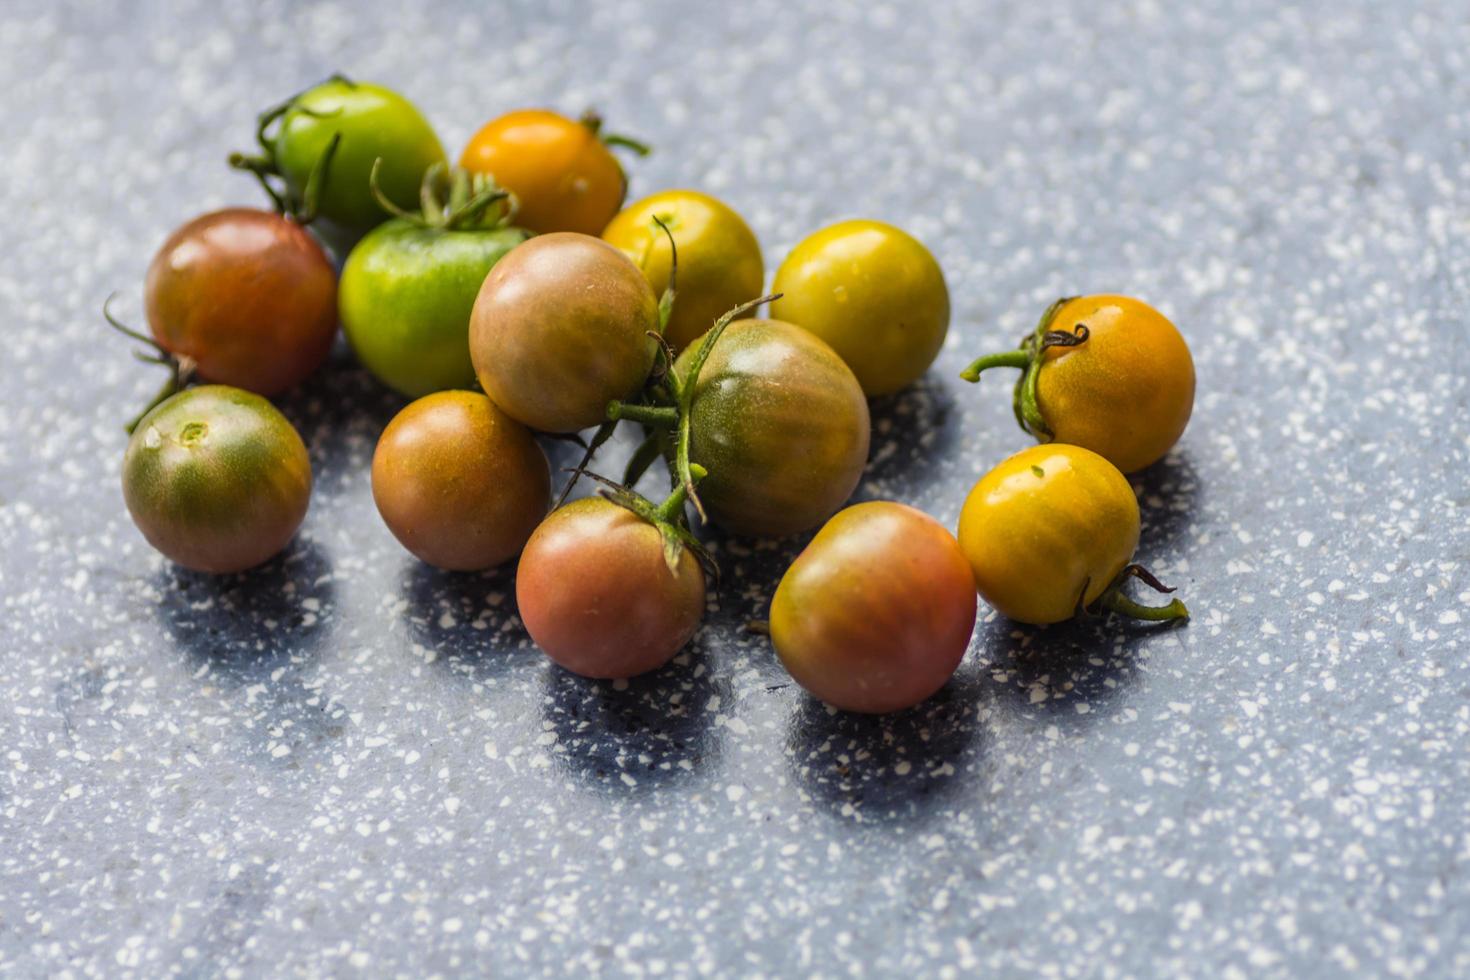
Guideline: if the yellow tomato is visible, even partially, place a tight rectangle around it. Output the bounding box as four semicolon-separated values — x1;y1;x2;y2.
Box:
962;295;1195;473
771;220;950;396
602;190;764;351
957;444;1185;625
459;109;638;236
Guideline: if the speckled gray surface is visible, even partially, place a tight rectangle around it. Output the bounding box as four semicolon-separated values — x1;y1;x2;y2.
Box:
3;0;1469;976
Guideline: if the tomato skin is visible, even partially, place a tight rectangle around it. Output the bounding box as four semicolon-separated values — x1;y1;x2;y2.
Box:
145;208;337;396
957;444;1139;625
771;502;976;714
516;498;706;679
771;220;949;397
460;110;627;236
602;190;764;351
371;391;549;571
469;232;658;433
340;220;530;397
1035;296;1195;473
122;386;311;574
275;78;446;244
674;319;870;538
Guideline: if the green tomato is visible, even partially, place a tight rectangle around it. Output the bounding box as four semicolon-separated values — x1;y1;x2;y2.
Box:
274;78;445;245
771;219;950;397
674;318;870;538
340;219;530;397
122;386;311;574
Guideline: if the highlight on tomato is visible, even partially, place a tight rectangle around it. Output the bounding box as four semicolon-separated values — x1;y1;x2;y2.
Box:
459;109;649;236
469;232;659;434
960;295;1195;473
340;163;530;397
230;74;446;251
770;501;977;714
122;386;311;574
602;189;763;352
771;219;950;397
516;472;710;680
956;444;1189;626
371;391;549;571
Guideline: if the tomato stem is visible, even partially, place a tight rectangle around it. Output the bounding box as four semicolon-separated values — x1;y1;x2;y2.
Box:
958;349;1028;382
652;215;678;334
608;402;678;427
671;292;783;523
228;74;351;223
1092;563;1189;623
1098;591;1190;622
104;295;197;433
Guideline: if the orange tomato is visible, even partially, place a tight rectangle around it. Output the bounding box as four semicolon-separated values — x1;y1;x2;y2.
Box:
459;109;638;236
961;295;1194;473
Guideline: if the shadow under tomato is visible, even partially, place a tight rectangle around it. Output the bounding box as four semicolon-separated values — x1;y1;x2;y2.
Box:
859;373;961;495
785;668;987;826
400;559;535;680
1129;448;1201;555
539;637;727;796
274;344;407;483
976;613;1181;724
155;536;341;769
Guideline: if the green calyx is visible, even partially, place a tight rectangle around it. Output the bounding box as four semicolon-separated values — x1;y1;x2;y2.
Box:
606;290;781;523
959;296;1090;442
572;466;717;581
579;109;652;157
103;294;196;434
227;73;351;224
1081;563;1190;624
369;160;513;232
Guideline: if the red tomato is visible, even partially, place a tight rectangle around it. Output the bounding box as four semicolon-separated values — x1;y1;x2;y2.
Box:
770;501;976;713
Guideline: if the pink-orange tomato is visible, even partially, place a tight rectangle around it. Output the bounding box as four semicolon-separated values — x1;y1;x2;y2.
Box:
770;501;976;713
516;498;706;679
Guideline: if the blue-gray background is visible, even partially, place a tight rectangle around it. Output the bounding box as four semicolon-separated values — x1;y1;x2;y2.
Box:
3;0;1468;976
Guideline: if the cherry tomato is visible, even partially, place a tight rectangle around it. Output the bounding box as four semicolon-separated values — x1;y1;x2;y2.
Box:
371;391;549;571
957;444;1187;625
469;232;658;433
122;386;311;574
771;220;950;397
961;295;1195;473
516;497;706;679
340;176;530;397
269;77;446;245
602;189;764;351
771;502;976;714
145;208;337;396
674;319;870;537
459;109;639;236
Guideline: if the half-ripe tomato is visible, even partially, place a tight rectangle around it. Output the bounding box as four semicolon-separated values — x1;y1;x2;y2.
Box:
516;497;706;679
673;318;870;537
122;386;311;574
602;189;764;351
460;109;642;236
961;295;1195;473
269;77;446;247
371;391;549;571
771;502;976;713
957;444;1187;624
145;208;337;396
771;220;950;397
469;232;658;433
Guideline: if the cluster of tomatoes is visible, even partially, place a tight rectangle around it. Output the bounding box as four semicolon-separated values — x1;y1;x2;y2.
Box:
114;75;1197;716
